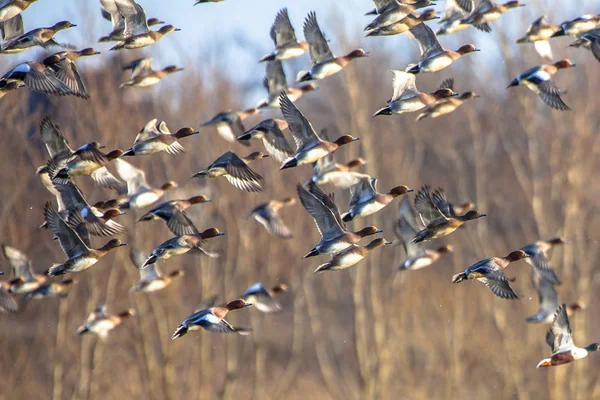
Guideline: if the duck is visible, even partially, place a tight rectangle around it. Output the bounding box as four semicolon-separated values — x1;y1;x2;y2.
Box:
460;0;525;33
0;0;38;23
191;151;268;192
551;14;600;38
76;305;135;339
240;283;289;312
201;108;258;145
314;238;391;274
120;58;183;88
2;244;47;293
172;299;252;339
0;20;75;53
131;118;170;144
436;0;473;35
416;91;479;121
44;203;126;277
536;305;599;368
136;195;210;236
526;269;585;324
297;182;383;257
113;158;178;209
0;279;18;313
122;127;198;155
0;60;75;96
99;0;164;42
256;60;316;109
394;196;454;272
451;250;529;299
365;9;438;37
520;237;565;285
364;0;436;32
507;59;576;111
237;118;294;162
364;0;432;16
45;167;126;237
129;248;183;293
310;154;369;189
279;93;359;170
53;142;123;182
110;24;179;50
260;8;309;62
342;176;412;222
569;29;600;62
296;11;367;82
23;279;75;300
405;23;479;74
243;197;296;238
37;118;123;191
516;16;561;60
373;71;457;116
42;48;101;99
412;185;484;242
142;228;225;268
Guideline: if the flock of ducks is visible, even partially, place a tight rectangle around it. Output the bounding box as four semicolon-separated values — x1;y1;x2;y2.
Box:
0;0;598;369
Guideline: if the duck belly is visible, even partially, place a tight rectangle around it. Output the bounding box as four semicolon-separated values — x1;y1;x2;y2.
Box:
318;239;352;254
277;46;305;60
142;280;168;292
405;256;433;271
296;147;331;165
126;36;155;49
312;62;343;80
130;192;160;208
66;257;98;273
393;98;427;113
135;76;162;87
352;201;385;218
420;56;453;73
428;103;458;119
333;252;365;269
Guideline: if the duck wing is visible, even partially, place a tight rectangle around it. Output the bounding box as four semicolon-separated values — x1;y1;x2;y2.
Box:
390;70;419;101
349;176;377;208
265;60;288;96
297;183;345;240
303;11;334;65
128;57;153;79
477;276;519;299
115;0;149;37
521;244;561;284
395;197;424;258
1;245;33;281
546;305;573;353
372;0;398;14
271;8;297;47
44;202;90;259
531;269;559;317
90;167;126;193
0;287;17;313
23;64;73;96
100;0;125;31
440;0;472;23
536;79;570;111
280;93;320;151
50;59;89;99
0;14;23;43
414;185;447;225
408;23;445;61
40;116;72;158
254;204;292;238
262;123;294;163
166;210;199;236
218;152;263;192
113;158;150;196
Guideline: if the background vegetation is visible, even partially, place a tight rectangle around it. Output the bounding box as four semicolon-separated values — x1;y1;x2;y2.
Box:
1;2;599;399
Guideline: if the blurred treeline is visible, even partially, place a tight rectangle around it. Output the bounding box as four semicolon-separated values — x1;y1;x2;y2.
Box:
1;3;600;400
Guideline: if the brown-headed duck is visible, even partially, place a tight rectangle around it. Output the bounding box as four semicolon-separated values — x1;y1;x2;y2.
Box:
260;8;309;62
279;93;359;170
53;142;123;181
461;0;525;33
191;151;268;192
0;60;74;96
2;244;47;293
42;48;101;99
44;203;126;277
76;305;135;339
451;250;529;299
1;20;75;53
405;23;479;74
342;176;412;222
241;283;289;312
201;108;259;145
365;0;436;32
516;16;561;60
310;154;369;189
23;279;75;300
256;60;316;109
297;182;383;257
416;91;479;121
142;228;224;268
552;14;600;38
314;238;392;273
99;0;164;42
129;248;183;293
296;11;367;82
366;9;438;37
243;197;296;239
374;71;457;116
237;118;294;162
137;195;210;236
526;269;585;324
113;158;178;209
507;59;576;111
569;29;600;62
412;185;484;242
537;305;599;368
172;299;252;339
120;59;183;88
122;127;198;156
